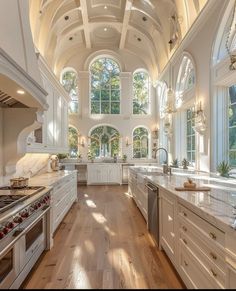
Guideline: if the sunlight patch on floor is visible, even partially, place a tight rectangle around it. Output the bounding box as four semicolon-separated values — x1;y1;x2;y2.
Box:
104;225;116;236
123;191;132;198
85;199;97;208
84;240;95;254
92;212;107;224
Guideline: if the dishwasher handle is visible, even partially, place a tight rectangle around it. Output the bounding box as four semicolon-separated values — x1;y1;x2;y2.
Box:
146;184;158;192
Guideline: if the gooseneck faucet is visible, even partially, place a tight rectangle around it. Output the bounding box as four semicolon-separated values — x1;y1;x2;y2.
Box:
154;147;171;175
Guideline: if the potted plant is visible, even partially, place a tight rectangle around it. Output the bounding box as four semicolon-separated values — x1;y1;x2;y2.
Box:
182;158;189;169
122;154;127;163
171;158;179;168
87;150;95;163
217;161;231;178
57;153;68;161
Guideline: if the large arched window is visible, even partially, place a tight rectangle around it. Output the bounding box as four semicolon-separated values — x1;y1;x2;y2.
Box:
68;126;78;158
61;68;79;114
89;125;121;158
175;56;195;109
159;82;168;119
90;58;120;114
133;70;150;115
133;127;149;159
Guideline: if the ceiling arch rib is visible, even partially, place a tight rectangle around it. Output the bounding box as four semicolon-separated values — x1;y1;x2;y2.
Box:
120;0;133;49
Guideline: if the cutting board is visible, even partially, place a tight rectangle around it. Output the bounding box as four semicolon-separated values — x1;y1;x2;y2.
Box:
175;187;211;192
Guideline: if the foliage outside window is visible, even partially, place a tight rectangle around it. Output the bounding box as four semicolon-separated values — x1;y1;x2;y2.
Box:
90;58;120;114
176;56;195;108
133;127;149;159
229;85;236;167
89;126;120;158
186;108;196;165
68;127;78;158
133;71;150;115
61;69;79;114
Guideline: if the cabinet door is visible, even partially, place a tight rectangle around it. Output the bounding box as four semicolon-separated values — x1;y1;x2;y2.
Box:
228;265;236;289
54;94;62;149
61;97;68;150
160;190;176;263
107;165;121;184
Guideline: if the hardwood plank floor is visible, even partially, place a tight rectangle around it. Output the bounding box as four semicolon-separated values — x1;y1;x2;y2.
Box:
22;185;185;289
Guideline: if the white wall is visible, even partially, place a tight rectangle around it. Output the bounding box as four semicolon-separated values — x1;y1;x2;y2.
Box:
157;0;227;172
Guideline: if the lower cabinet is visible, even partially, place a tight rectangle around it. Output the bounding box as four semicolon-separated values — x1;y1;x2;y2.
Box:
51;172;77;233
87;164;121;185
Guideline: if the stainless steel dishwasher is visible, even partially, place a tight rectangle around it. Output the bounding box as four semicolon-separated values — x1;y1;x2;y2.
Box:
146;182;159;246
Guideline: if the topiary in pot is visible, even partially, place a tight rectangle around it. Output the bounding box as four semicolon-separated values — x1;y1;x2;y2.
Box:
171;158;179;168
182;158;189;169
217;161;231;178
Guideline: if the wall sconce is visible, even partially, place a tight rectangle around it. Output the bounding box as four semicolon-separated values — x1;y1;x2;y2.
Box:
79;137;85;147
193;101;207;134
126;137;132;147
152;126;159;139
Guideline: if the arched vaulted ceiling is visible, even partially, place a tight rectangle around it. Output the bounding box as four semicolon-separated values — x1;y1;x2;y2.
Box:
29;0;208;81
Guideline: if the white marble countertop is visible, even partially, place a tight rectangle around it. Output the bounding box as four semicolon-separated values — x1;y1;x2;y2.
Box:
131;166;236;232
29;170;77;187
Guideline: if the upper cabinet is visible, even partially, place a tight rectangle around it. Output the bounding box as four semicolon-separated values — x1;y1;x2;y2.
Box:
27;56;69;154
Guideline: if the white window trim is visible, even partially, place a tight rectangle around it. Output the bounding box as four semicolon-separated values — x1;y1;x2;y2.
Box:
131;126;151;160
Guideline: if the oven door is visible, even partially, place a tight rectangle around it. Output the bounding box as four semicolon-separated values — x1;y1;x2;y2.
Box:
19;215;46;270
0;241;20;289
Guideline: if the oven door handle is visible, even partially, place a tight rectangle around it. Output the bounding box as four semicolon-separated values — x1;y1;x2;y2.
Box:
145;184;158;192
0;206;51;258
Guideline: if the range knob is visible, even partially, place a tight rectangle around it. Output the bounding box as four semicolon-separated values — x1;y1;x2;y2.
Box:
34;204;38;210
3;227;9;234
38;202;41;208
20;211;29;218
7;222;14;229
0;232;4;239
13;216;23;223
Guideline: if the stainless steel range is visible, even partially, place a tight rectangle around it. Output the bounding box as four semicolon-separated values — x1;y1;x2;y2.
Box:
0;185;52;289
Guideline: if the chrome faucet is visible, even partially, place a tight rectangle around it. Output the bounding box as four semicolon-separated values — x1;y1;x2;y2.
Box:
154;147;172;175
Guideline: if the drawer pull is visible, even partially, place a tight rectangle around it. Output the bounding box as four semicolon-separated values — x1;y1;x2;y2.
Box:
184;260;188;267
209;232;217;240
183;239;188;245
210;252;217;260
183;212;187;217
211;269;217;277
182;226;187;232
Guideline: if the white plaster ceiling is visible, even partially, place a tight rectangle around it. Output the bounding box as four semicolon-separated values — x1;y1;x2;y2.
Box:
29;0;208;80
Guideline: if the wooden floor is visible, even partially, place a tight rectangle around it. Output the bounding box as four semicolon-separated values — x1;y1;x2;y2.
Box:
23;185;185;289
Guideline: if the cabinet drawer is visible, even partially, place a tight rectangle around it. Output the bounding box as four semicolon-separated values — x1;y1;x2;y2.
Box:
180;231;226;288
178;204;225;247
179;219;226;273
179;243;218;289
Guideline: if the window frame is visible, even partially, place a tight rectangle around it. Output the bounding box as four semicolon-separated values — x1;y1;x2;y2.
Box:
132;126;151;159
89;57;121;115
186;107;196;166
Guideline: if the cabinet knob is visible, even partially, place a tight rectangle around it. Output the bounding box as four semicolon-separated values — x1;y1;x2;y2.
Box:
182;226;187;232
209;232;217;240
183;238;188;245
183;212;187;217
210;269;217;277
184;260;188;267
210;252;217;260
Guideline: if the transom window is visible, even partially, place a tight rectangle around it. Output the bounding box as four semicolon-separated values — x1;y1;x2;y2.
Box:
229;85;236;167
186;108;196;165
61;69;79;114
176;56;195;108
90;58;120;114
89;126;120;158
133;71;150;115
133;127;149;159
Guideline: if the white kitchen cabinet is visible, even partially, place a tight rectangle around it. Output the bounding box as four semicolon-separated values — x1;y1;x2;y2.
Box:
87;164;121;185
27;56;69;154
51;172;77;233
159;189;176;264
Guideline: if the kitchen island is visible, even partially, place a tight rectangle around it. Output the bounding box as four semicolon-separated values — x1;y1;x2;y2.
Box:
129;166;236;289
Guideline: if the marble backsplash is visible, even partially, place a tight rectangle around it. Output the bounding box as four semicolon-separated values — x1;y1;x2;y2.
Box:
0;153;50;186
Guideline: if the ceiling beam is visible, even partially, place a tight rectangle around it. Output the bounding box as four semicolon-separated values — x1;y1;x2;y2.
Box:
80;0;91;49
119;0;133;49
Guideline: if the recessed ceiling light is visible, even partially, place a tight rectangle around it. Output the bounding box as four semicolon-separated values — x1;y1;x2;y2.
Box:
137;37;142;42
104;28;108;32
64;15;69;21
142;16;147;22
69;36;73;41
104;5;108;9
17;90;25;95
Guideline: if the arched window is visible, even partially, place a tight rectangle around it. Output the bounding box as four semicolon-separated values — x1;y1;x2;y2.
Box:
175;56;195;108
133;127;149;159
133;70;150;115
68;126;78;158
89;125;121;158
159;82;168;119
90;58;120;114
61;68;79;114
